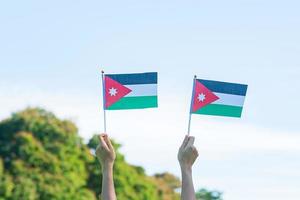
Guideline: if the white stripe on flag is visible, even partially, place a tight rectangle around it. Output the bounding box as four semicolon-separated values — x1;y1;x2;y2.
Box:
213;92;246;107
125;84;157;97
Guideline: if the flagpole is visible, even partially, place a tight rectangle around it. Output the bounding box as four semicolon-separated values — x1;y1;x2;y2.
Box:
101;70;107;133
187;113;192;136
187;75;197;136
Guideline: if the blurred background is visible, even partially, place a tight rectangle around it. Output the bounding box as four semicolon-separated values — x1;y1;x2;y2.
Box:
0;0;300;199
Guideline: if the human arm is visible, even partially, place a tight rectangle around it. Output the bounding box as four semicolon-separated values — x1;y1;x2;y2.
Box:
96;134;116;200
177;135;199;200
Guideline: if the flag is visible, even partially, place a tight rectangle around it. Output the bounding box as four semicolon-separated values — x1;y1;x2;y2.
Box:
103;72;158;110
191;78;248;118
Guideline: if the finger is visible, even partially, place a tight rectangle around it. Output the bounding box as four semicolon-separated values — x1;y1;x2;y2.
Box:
180;135;189;149
192;147;199;156
100;133;108;139
98;134;109;151
186;136;195;148
104;135;114;150
98;133;107;141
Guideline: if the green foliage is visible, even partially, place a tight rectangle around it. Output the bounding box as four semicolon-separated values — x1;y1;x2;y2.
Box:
152;173;181;200
9;177;37;200
0;108;222;200
196;189;223;200
0;159;3;175
0;108;181;200
0;159;14;200
87;135;179;200
0;108;97;200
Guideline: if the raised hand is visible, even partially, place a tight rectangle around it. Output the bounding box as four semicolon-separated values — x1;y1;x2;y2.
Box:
96;134;117;200
178;135;199;170
96;134;116;169
178;135;199;200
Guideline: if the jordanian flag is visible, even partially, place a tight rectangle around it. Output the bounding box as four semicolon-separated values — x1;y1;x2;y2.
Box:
103;72;158;110
191;79;248;118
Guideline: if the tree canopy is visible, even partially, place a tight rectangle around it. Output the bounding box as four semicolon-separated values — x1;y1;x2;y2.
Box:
196;189;223;200
0;108;222;200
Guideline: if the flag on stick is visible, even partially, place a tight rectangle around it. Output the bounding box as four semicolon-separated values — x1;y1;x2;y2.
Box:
187;76;248;135
101;71;158;133
190;78;248;118
103;72;158;110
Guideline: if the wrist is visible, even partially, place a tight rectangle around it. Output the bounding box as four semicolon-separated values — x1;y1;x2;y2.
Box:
180;165;193;181
101;162;114;172
180;164;192;173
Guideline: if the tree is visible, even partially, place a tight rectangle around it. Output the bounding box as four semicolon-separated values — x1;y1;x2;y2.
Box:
87;135;180;200
0;108;182;200
0;108;96;200
152;173;181;200
0;108;222;200
196;188;223;200
0;158;14;200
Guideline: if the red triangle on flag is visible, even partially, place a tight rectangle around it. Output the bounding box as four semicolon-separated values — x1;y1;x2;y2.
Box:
192;80;219;112
105;76;132;108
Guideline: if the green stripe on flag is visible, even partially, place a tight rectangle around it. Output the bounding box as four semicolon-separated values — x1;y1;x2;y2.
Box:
107;96;158;110
193;104;243;118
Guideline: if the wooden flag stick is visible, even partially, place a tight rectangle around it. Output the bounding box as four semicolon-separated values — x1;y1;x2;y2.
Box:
187;75;197;136
187;112;192;136
101;70;107;133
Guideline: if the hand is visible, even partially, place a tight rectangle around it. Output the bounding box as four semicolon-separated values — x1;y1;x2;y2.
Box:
178;135;199;170
96;134;116;169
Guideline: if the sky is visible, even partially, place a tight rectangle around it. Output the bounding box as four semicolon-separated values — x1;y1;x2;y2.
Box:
1;0;300;199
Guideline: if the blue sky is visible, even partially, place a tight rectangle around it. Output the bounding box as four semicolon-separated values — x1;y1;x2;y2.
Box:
1;1;300;199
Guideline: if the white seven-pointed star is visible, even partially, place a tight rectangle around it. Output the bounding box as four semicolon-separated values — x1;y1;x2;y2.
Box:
109;87;118;96
197;93;206;102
